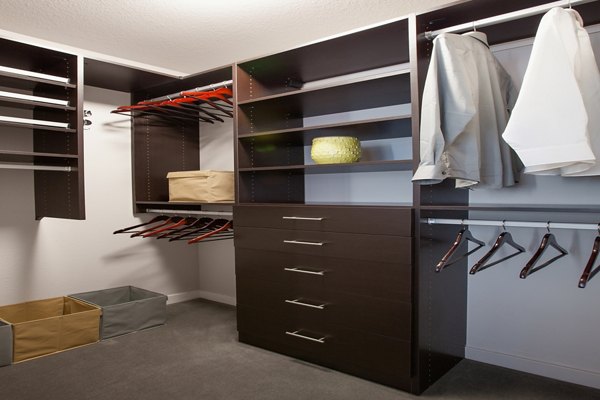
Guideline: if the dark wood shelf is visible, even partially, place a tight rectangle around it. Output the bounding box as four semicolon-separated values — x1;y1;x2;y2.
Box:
0;70;75;90
239;159;413;174
237;18;409;101
0;150;78;164
0;120;76;133
419;204;600;213
238;70;410;107
237;115;412;143
0;94;75;111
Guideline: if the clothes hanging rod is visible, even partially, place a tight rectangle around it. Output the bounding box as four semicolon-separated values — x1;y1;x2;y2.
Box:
0;163;74;172
149;80;233;102
145;208;233;217
424;0;596;40
423;218;599;231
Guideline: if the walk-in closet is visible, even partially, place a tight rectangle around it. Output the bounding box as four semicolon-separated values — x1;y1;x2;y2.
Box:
0;1;599;399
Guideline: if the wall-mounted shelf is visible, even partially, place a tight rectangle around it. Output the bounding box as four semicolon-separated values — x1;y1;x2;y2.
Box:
0;70;76;90
0;37;84;219
239;160;413;174
237;115;412;142
0;94;75;111
237;72;411;135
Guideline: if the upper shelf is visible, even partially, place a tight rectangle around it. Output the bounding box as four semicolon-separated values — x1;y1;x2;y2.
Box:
236;18;409;102
237;71;411;124
238;116;412;143
0;69;75;90
0;92;75;111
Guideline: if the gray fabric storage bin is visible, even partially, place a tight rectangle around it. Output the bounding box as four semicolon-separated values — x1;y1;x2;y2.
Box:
0;319;11;366
69;286;167;339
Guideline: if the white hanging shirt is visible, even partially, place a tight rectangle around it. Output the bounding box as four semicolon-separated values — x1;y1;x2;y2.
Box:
412;31;520;189
502;8;600;176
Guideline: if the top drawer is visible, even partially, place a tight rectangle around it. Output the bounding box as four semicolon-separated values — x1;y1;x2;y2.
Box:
234;205;413;236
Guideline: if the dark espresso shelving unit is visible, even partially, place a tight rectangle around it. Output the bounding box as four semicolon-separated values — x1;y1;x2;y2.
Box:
0;37;84;219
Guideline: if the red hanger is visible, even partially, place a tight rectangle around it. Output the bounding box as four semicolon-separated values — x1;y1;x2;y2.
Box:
188;220;233;244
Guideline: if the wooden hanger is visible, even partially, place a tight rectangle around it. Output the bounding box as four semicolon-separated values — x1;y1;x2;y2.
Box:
470;222;525;274
519;223;568;279
141;217;197;238
168;218;230;242
188;220;233;244
435;222;485;272
130;216;183;238
155;217;214;239
578;225;600;288
113;215;169;234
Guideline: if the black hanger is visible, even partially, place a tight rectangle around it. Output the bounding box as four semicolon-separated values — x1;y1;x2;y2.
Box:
113;215;169;234
470;222;525;274
435;222;485;272
155;217;214;239
168;218;230;242
578;225;600;288
520;223;568;279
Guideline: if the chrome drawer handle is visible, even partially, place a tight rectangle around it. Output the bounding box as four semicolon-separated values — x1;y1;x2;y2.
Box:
283;267;325;276
282;216;324;221
283;240;325;246
285;330;326;344
285;299;326;310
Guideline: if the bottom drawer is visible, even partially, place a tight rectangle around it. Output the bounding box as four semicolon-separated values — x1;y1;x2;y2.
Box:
237;305;412;390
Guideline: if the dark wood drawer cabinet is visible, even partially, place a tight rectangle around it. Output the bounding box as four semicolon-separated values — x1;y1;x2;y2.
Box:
235;205;413;236
234;205;414;390
237;305;412;390
235;248;412;301
237;277;411;340
235;226;412;264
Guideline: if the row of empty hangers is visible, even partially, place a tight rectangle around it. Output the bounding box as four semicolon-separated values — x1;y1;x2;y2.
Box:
113;211;233;244
111;80;233;124
428;219;600;288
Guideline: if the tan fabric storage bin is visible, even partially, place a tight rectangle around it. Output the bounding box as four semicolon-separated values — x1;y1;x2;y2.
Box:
167;170;234;203
0;297;101;362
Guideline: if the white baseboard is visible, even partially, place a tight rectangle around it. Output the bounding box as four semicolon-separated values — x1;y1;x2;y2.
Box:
166;289;236;306
167;290;201;304
466;346;600;390
195;290;236;306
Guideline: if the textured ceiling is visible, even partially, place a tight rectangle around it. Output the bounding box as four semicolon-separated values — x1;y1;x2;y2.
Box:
0;0;454;75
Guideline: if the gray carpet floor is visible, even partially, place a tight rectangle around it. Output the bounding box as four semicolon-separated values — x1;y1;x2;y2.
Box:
0;299;598;400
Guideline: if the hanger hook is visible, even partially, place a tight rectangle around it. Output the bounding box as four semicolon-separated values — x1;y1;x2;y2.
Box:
472;20;477;32
461;218;465;227
568;0;572;8
547;221;551;233
597;222;600;235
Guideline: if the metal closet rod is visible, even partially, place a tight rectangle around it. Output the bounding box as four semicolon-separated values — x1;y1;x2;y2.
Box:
149;80;234;102
423;218;599;231
0;163;74;172
145;208;233;217
424;0;596;40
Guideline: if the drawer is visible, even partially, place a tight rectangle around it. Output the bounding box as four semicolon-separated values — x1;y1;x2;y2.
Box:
234;205;413;236
237;304;412;391
236;277;411;340
235;227;412;264
235;248;411;302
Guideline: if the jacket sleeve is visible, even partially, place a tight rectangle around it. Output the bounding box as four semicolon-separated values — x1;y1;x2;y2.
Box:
412;35;477;184
501;7;595;175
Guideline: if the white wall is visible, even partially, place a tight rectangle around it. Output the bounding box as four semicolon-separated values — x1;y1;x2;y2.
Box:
464;27;600;389
0;86;199;305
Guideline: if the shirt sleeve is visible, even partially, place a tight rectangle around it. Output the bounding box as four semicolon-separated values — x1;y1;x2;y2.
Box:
412;35;477;184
